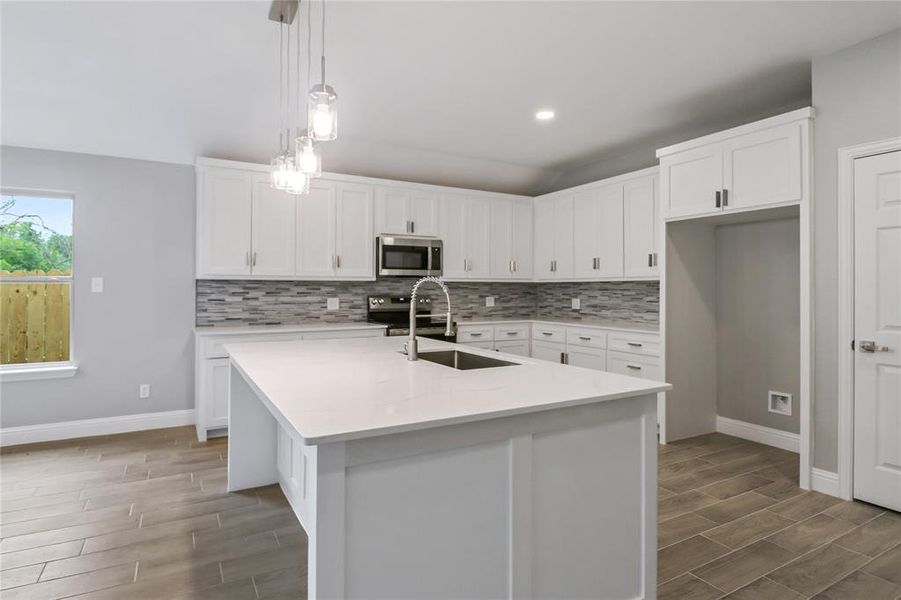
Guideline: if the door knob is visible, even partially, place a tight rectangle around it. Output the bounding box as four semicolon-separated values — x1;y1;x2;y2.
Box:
859;340;890;353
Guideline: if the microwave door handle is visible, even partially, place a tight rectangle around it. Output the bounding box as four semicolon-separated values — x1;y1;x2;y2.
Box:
427;242;433;274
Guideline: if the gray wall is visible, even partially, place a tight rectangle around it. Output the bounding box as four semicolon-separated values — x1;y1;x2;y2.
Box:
811;29;901;471
0;146;196;428
716;219;800;434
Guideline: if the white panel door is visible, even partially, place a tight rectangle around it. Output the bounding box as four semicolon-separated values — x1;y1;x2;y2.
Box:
466;196;491;278
853;149;901;512
207;358;230;429
250;175;296;276
553;196;574;279
510;198;533;279
494;339;530;357
532;340;565;363
624;175;658;278
572;190;600;279
409;190;440;236
661;144;723;219
440;193;468;279
723;122;802;211
596;184;624;278
566;347;607;371
533;197;556;280
489;198;514;279
198;167;253;276
374;187;410;235
296;180;336;278
335;183;374;279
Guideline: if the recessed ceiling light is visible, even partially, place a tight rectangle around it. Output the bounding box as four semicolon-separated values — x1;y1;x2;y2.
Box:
535;110;555;121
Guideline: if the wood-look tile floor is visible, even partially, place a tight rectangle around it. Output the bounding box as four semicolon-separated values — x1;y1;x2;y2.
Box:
657;433;901;599
1;428;899;599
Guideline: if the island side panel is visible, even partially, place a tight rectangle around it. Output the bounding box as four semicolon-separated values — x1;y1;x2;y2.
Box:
319;393;657;600
227;362;279;492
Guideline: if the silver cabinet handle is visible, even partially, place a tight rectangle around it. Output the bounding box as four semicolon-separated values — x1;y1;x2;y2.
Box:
541;331;553;336
252;252;257;266
336;255;341;269
648;253;653;267
627;364;642;370
715;190;722;208
579;336;591;341
410;220;415;234
653;253;658;267
470;332;482;337
627;342;643;347
722;188;729;207
512;260;517;272
509;259;514;273
506;331;518;336
859;340;890;353
560;352;566;364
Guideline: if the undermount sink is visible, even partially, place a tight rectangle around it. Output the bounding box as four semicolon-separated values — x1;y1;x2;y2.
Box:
416;349;518;370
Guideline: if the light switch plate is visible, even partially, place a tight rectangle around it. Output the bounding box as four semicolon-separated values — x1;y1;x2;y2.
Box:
485;296;495;308
91;277;103;293
139;384;150;399
571;298;581;310
326;298;340;311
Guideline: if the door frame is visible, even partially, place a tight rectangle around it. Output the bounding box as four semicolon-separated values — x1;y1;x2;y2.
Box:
836;136;901;500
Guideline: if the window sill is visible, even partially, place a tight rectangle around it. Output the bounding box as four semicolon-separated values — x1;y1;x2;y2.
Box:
0;364;79;382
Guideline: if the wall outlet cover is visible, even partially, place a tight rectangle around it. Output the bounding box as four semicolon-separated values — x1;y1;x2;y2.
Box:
91;277;103;293
571;298;581;310
326;298;340;311
139;384;151;399
485;296;495;307
768;391;792;416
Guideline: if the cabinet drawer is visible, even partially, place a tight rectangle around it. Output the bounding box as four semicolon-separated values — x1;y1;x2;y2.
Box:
457;326;494;343
566;327;607;349
302;328;385;340
606;351;663;380
532;323;566;343
202;333;301;359
461;340;495;350
608;332;661;357
494;324;530;340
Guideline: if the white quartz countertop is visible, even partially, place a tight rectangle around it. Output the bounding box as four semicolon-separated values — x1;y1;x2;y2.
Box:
457;318;659;334
194;323;386;337
225;336;671;445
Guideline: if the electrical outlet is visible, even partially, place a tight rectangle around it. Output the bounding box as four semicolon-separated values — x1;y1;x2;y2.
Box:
326;298;340;311
485;296;495;308
768;391;792;416
91;277;104;293
571;298;581;310
139;384;151;399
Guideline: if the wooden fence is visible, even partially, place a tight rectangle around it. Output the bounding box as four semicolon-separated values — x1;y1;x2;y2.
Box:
0;270;71;365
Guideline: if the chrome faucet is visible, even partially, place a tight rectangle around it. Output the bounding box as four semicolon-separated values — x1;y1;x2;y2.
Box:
405;276;453;361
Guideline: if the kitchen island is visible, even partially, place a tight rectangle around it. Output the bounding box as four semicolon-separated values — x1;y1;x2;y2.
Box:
225;336;670;600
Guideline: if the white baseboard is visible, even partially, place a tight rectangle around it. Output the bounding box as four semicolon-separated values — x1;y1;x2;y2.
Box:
810;468;841;498
0;409;195;447
715;416;800;453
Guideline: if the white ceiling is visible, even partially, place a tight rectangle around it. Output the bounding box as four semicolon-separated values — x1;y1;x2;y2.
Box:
2;1;900;194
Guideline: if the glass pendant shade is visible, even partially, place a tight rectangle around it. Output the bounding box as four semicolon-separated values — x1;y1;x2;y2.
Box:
270;154;291;190
284;157;310;195
295;136;322;177
308;84;338;141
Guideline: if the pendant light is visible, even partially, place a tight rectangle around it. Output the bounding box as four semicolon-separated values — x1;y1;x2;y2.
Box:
270;16;291;190
308;0;337;141
295;5;322;178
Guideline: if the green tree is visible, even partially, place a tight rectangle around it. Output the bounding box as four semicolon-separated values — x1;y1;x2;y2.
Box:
0;199;72;273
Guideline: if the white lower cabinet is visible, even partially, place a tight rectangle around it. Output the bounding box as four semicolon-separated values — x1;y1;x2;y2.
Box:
532;340;566;363
566;346;607;370
493;339;530;357
606;351;663;381
194;326;386;441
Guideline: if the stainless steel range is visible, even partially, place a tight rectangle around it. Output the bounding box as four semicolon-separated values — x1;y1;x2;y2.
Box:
367;295;456;342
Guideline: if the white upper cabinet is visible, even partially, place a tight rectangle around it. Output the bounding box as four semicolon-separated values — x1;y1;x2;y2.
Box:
296;180;337;278
573;185;623;279
334;183;375;278
624;175;659;278
197;166;253;277
490;197;533;280
251;174;296;277
374;186;439;236
658;108;811;220
534;195;574;280
440;193;490;279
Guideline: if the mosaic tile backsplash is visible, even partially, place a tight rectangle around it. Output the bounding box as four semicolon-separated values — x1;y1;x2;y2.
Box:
196;279;659;327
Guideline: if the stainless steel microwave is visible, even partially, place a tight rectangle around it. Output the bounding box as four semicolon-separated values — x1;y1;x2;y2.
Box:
377;236;442;277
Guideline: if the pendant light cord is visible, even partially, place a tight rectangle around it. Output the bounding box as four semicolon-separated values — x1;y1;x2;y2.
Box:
320;0;326;86
278;17;284;152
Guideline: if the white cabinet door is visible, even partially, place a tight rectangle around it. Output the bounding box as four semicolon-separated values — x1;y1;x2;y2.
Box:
335;183;374;279
573;189;600;279
489;198;514;279
533;197;556;280
510;198;533;280
251;175;296;276
466;196;491;278
198;167;253;277
553;196;574;279
494;339;530;357
532;340;565;363
296;180;336;278
596;185;624;278
723;122;802;211
409;190;440;236
566;347;607;371
440;193;468;279
206;358;230;429
374;187;410;235
624;175;658;278
661;144;723;219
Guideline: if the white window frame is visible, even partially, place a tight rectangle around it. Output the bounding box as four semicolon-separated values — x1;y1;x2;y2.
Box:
0;188;78;382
